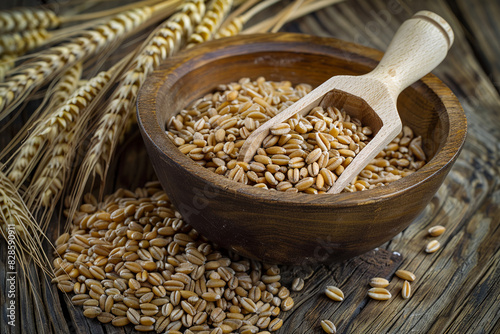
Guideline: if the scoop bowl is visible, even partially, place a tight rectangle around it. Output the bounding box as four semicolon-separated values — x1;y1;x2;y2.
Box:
137;33;467;265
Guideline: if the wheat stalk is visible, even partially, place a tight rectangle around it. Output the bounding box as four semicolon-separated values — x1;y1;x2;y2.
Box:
0;7;59;34
186;0;233;48
69;0;206;209
0;171;52;276
0;29;51;57
0;6;154;122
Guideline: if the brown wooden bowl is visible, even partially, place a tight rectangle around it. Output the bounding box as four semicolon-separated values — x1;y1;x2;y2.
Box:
137;33;467;265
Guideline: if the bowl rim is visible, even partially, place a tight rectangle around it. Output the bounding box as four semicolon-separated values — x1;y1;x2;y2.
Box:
137;32;467;207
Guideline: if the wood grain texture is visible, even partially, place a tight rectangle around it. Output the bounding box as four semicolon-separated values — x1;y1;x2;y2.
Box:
0;0;499;333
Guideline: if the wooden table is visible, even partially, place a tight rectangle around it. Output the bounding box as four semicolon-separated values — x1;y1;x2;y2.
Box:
1;0;499;333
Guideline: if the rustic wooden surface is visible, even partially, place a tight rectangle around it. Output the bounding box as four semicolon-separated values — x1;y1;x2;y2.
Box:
1;0;500;333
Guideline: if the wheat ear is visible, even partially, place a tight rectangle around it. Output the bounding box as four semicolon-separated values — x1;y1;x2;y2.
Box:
0;29;51;57
5;63;83;186
0;6;153;122
215;0;279;38
243;0;345;34
23;70;112;230
0;54;15;81
0;7;59;34
69;0;206;210
186;0;234;48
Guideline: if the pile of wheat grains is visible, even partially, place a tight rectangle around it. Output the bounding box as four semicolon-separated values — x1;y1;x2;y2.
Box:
166;77;427;194
53;181;291;333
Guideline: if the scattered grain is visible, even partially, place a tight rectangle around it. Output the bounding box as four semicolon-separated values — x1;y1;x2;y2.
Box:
369;277;389;288
395;269;416;282
325;286;344;302
428;225;445;237
401;280;411;299
54;182;292;332
321;319;337;333
367;288;392;301
425;240;441;253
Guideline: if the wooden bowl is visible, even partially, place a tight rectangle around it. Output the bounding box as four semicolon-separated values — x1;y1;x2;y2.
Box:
137;33;467;265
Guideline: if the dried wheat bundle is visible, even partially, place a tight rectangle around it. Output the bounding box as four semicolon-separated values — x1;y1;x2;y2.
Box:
0;29;51;57
0;7;59;34
0;6;154;122
69;0;206;208
186;0;233;47
0;171;52;276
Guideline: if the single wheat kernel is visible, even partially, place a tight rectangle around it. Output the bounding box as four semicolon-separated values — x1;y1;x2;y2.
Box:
401;280;411;299
321;319;337;333
268;318;283;331
291;277;305;291
428;225;445;237
325;286;344;302
369;277;389;288
368;287;392;301
395;269;416;282
425;240;441;253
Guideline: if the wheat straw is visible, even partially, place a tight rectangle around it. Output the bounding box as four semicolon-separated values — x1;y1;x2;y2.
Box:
0;29;51;57
0;6;153;122
0;7;59;34
70;0;206;211
0;171;52;276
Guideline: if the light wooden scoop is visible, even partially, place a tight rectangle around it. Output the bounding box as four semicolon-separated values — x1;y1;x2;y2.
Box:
238;10;454;194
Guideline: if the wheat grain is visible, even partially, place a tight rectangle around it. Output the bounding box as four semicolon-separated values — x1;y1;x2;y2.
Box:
0;6;153;122
325;286;344;302
55;181;293;331
70;0;206;210
401;280;411;299
167;77;427;193
428;225;445;237
425;240;441;253
186;0;233;48
395;269;416;282
321;319;337;333
367;287;392;301
0;29;51;57
0;7;59;34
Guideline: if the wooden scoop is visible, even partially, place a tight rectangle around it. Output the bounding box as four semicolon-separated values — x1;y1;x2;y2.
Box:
238;10;454;194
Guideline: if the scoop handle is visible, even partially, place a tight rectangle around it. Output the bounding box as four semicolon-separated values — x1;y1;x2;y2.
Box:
366;10;454;101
